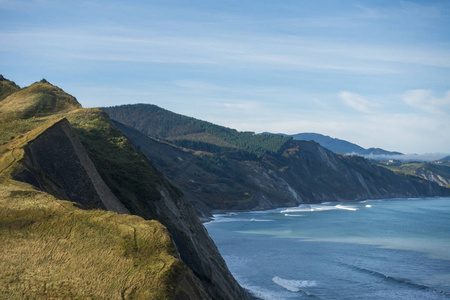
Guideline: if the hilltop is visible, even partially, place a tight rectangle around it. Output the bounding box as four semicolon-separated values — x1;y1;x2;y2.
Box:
103;103;292;157
0;77;248;299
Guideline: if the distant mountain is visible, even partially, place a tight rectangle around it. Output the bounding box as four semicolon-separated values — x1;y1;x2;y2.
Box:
290;133;403;156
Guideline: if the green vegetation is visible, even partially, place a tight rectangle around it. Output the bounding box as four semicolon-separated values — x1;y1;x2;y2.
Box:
0;77;191;299
103;104;292;156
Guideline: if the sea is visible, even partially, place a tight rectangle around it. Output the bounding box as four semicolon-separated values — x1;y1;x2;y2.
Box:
205;197;450;300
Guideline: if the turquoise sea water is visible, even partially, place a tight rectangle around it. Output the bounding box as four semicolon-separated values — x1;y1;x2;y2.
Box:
205;197;450;300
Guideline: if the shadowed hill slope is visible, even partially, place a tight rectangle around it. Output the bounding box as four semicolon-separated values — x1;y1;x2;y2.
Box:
0;77;249;300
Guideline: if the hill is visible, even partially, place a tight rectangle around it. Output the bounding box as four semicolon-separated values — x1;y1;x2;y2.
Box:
103;105;449;216
290;132;403;156
0;77;248;299
103;104;292;156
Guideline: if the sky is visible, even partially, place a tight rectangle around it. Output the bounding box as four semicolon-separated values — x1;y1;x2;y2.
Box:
1;0;449;154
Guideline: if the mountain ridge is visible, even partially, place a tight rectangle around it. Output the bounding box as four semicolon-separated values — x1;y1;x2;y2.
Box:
287;132;403;156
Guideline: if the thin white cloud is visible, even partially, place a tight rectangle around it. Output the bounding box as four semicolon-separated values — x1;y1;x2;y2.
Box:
402;90;450;114
338;91;378;113
2;28;450;74
222;102;259;110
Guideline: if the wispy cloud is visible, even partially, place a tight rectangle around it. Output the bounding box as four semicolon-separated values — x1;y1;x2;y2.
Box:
2;27;449;75
338;91;378;113
402;90;450;114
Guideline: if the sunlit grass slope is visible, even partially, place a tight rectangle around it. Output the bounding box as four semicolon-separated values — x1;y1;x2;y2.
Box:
0;80;81;146
0;78;193;299
0;181;185;299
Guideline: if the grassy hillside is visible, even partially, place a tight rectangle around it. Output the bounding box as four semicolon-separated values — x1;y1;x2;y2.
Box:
0;80;82;146
0;181;187;299
0;77;247;299
0;78;203;299
103;104;292;156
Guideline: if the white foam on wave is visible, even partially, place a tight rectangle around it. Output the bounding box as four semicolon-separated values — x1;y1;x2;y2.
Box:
272;276;317;292
365;205;372;208
284;214;304;217
230;273;282;300
245;285;282;300
335;205;358;211
281;204;358;213
361;199;384;203
210;215;273;223
281;208;313;213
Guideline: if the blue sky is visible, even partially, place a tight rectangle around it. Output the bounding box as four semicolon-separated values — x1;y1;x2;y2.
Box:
1;0;449;154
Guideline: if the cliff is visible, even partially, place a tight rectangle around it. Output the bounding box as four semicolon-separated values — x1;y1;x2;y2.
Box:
106;105;449;216
0;78;249;299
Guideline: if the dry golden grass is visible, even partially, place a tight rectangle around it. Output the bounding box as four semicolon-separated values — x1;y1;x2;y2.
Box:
0;181;186;299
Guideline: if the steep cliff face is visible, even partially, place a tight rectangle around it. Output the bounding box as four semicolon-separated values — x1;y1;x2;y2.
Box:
111;120;449;216
281;140;446;202
13;118;129;214
67;110;249;299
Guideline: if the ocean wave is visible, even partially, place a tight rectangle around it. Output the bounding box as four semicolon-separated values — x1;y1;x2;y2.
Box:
280;204;358;213
272;276;317;292
244;286;282;300
231;274;283;300
341;263;450;296
335;205;358;211
284;214;304;217
211;217;273;223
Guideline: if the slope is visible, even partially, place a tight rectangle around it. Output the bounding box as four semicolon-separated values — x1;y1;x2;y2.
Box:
103;103;292;156
0;182;200;299
0;77;248;299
